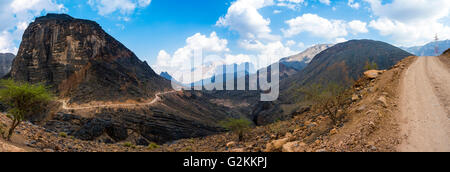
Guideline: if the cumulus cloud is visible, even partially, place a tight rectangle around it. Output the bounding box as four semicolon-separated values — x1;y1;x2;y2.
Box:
364;0;450;46
153;32;232;83
87;0;151;16
0;0;66;53
239;40;297;66
216;0;278;41
348;20;368;34
282;13;368;39
348;0;360;9
319;0;331;5
276;0;305;10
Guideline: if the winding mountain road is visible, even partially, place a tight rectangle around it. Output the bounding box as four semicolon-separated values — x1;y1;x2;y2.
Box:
399;56;450;152
61;90;179;110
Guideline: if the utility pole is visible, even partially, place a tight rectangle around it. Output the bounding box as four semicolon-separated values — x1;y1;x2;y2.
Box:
435;34;439;56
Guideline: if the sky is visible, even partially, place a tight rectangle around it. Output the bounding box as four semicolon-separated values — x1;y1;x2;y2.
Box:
0;0;449;83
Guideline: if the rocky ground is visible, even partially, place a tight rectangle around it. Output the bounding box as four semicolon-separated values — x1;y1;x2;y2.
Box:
439;49;450;68
152;56;417;152
0;56;419;152
0;114;153;152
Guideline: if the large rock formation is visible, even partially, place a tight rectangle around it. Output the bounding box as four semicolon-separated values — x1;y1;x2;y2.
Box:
0;53;14;77
9;14;241;144
10;14;170;104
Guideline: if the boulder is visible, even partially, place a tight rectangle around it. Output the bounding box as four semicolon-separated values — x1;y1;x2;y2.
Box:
364;70;384;79
377;96;388;107
265;138;289;152
282;141;306;152
226;141;237;147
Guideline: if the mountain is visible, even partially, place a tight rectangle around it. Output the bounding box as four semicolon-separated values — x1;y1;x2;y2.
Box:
160;71;173;81
404;40;450;56
253;40;414;125
8;14;243;145
0;53;14;77
280;44;334;71
10;14;170;104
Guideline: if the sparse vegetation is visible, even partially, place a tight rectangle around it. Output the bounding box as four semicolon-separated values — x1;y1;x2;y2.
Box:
0;79;53;140
123;142;136;149
0;123;5;138
220;117;253;142
59;132;68;138
364;61;378;70
298;83;351;125
148;142;160;150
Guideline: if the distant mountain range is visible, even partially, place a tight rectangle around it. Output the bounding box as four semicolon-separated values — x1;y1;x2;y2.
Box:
0;53;14;77
403;40;450;56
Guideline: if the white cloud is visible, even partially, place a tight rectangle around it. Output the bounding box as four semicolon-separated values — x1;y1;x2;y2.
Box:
0;0;66;53
365;0;449;23
319;0;331;5
273;10;282;14
334;37;348;43
286;40;296;47
365;0;450;46
276;0;305;10
0;31;18;53
348;20;368;34
282;13;368;39
216;0;279;40
87;0;151;16
348;0;360;9
153;32;231;83
240;40;297;66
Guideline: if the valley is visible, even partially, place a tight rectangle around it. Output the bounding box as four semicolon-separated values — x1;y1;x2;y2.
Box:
0;13;449;152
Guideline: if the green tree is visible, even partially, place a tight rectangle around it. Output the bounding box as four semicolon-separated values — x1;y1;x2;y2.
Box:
0;79;53;140
298;83;351;125
364;61;378;70
220;117;253;142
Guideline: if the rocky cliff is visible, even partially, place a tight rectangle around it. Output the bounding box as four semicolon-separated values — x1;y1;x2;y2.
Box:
10;14;170;104
0;53;14;77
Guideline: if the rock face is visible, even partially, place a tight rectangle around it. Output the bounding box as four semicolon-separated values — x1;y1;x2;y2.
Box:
0;53;14;77
10;14;170;104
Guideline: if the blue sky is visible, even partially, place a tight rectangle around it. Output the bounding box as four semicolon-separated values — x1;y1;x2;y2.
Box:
0;0;449;83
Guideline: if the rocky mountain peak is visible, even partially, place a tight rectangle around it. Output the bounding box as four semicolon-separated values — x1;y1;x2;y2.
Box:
10;14;170;104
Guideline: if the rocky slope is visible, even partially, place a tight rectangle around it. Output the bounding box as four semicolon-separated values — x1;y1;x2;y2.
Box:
0;53;14;77
10;14;171;104
251;40;413;125
148;56;417;152
280;44;334;70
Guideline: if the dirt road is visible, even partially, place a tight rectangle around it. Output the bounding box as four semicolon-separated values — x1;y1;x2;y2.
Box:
399;56;450;152
61;90;178;110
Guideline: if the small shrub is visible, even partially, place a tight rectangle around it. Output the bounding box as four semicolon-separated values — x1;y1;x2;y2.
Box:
298;83;351;125
147;142;160;150
59;132;68;138
220;117;253;142
364;61;378;70
123;142;136;148
0;124;5;138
